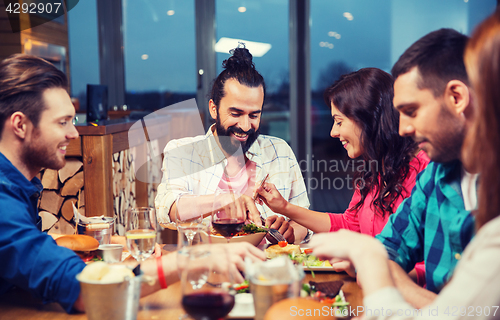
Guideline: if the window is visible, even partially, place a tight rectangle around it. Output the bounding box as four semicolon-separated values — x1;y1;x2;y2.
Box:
310;0;496;212
216;0;290;141
67;0;99;111
122;0;196;111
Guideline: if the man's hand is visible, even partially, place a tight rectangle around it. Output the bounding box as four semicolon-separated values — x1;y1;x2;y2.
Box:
265;215;295;244
214;192;262;227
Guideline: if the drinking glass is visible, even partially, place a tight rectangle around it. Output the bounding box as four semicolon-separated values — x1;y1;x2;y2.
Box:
125;207;157;262
176;194;205;247
180;246;235;320
211;190;246;243
177;221;211;279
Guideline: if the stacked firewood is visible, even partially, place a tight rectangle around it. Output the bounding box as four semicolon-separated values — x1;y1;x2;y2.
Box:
38;159;84;234
112;149;136;236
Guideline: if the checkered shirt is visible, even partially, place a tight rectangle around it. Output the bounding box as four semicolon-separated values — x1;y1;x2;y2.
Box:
376;160;475;293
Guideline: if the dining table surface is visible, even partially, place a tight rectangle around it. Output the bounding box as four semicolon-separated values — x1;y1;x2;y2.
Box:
0;244;364;320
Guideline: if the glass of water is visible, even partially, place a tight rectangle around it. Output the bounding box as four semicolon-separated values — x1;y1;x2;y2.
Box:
125;207;157;262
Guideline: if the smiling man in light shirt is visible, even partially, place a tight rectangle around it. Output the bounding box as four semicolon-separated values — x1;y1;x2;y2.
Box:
155;45;310;244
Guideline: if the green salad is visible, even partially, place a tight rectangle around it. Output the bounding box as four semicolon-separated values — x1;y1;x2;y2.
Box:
240;223;267;234
288;251;332;267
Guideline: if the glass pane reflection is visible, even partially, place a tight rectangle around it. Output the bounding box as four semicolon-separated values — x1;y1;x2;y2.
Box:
122;0;196;111
216;0;290;142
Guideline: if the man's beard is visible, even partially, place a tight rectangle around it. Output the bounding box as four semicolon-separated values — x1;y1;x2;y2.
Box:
22;130;66;172
215;117;260;156
418;103;465;163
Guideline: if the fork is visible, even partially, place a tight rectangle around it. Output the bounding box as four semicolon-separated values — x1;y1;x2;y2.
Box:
260;216;287;242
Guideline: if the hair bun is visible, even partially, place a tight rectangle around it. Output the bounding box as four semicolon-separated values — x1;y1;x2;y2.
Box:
223;43;254;71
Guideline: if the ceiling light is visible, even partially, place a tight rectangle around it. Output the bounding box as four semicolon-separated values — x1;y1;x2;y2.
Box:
215;37;272;57
238;6;246;12
343;12;353;21
167;10;175;16
141;54;149;60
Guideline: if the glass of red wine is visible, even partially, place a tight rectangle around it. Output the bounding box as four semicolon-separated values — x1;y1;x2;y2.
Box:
180;245;236;320
211;190;246;243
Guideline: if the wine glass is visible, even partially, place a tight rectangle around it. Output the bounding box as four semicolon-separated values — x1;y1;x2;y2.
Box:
211;190;246;243
176;194;205;247
177;221;211;279
180;245;236;320
125;207;157;262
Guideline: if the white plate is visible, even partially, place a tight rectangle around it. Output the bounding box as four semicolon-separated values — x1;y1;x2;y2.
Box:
302;265;336;272
228;293;255;319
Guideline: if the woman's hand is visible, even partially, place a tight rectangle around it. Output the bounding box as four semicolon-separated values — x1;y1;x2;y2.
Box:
256;182;289;214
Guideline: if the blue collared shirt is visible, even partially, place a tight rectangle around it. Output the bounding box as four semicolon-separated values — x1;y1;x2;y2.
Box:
376;160;475;292
0;153;85;313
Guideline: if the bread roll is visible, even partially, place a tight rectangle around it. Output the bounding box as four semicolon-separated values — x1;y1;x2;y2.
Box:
55;234;99;252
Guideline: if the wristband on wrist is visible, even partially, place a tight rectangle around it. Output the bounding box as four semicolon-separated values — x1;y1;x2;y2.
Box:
156;255;168;289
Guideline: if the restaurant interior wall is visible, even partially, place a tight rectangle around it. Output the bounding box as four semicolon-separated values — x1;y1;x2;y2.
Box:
65;0;498;223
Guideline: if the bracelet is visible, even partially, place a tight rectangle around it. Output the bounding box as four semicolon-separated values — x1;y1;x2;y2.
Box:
156;255;168;289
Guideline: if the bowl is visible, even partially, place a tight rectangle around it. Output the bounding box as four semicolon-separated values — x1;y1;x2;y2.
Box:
97;244;123;263
201;232;267;246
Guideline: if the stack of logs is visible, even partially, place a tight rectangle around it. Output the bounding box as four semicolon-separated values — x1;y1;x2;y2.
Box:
113;148;136;236
38;149;148;236
38;159;84;234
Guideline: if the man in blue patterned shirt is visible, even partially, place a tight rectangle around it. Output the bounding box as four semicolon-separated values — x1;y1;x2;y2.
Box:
375;29;477;308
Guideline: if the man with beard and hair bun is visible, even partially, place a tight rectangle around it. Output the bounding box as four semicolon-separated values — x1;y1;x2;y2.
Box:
374;28;478;308
155;45;310;244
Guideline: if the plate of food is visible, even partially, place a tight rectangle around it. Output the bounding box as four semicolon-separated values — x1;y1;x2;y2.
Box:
264;243;334;272
202;223;267;246
302;281;349;317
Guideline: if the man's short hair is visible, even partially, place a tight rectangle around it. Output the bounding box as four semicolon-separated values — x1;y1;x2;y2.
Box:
391;28;469;97
0;54;68;139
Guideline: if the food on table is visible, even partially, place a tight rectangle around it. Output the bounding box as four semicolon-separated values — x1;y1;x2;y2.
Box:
55;234;100;262
210;223;267;237
234;280;250;293
278;240;288;247
79;261;135;283
301;282;349;317
309;280;343;298
264;243;301;259
264;297;334;320
288;250;332;268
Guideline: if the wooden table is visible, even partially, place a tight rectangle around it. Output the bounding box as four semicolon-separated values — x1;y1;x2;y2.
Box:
0;272;362;320
0;243;363;320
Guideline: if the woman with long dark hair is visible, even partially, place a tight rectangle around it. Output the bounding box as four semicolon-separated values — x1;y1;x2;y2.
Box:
258;68;428;236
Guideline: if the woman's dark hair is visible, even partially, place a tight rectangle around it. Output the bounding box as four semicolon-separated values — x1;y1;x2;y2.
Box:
324;68;419;216
210;44;266;108
0;54;68;139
